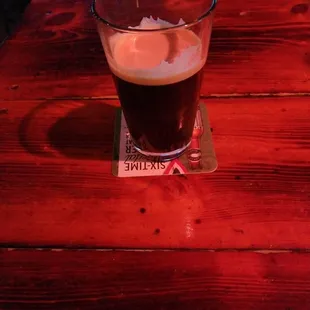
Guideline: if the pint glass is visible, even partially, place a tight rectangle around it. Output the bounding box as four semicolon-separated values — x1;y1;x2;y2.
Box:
92;0;216;161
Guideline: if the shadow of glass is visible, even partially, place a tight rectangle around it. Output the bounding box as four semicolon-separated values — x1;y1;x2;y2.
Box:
19;100;116;161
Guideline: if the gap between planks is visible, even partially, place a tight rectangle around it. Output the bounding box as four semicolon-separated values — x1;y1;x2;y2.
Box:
2;246;310;254
1;92;310;102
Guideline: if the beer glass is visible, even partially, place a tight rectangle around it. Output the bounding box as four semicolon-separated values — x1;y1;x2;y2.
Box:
91;0;217;161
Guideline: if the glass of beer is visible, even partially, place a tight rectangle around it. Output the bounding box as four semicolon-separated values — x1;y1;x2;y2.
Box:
91;0;217;161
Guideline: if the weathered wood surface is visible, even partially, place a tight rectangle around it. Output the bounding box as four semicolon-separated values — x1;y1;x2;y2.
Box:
1;97;309;249
1;0;310;308
0;0;309;100
1;250;310;310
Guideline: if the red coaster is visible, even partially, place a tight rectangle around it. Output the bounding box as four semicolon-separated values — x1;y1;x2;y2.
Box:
112;102;217;177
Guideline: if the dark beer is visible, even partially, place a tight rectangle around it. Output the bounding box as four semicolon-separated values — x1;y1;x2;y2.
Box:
112;69;203;153
105;20;205;158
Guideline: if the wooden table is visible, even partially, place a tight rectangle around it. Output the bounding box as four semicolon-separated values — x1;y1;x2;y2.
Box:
1;0;310;308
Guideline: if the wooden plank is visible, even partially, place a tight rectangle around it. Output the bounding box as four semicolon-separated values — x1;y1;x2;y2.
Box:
0;0;310;100
1;97;310;248
1;250;310;309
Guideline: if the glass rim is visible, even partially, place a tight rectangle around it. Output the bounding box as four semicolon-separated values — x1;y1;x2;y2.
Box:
91;0;217;33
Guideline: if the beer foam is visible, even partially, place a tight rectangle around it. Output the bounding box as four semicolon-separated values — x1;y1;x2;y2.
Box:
106;17;205;86
128;16;186;30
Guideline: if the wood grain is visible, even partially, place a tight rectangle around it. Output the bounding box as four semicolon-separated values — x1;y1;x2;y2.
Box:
1;249;310;309
1;97;310;249
0;0;310;100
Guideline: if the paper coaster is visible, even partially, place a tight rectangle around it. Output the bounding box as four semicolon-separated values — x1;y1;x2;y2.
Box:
112;102;217;177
